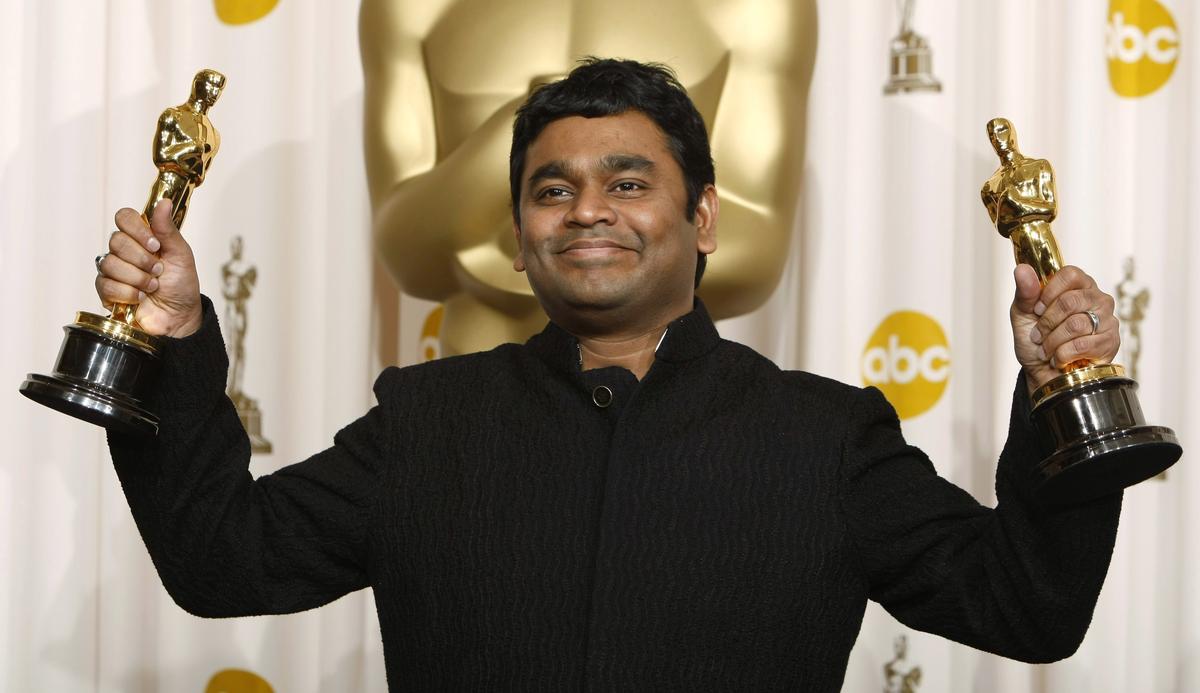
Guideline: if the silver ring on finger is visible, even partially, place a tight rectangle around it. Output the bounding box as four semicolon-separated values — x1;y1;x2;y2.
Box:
95;253;109;273
1085;309;1100;335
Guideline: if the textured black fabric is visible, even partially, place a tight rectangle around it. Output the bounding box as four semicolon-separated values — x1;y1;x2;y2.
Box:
108;296;1123;691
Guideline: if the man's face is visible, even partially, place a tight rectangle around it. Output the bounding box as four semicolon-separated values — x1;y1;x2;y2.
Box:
513;111;717;330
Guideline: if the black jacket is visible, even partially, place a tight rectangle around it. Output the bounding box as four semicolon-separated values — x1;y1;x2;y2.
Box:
109;297;1121;691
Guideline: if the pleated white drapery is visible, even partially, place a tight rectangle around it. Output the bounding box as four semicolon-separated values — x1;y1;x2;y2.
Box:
1;1;1196;691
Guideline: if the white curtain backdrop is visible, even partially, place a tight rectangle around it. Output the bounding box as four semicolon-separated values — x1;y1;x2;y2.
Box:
792;2;1197;691
2;1;1196;691
1;1;385;690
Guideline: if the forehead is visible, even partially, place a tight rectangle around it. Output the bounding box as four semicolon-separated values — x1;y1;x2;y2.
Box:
523;112;675;173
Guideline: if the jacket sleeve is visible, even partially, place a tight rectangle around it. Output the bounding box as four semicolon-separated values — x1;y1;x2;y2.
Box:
107;296;391;618
837;374;1122;663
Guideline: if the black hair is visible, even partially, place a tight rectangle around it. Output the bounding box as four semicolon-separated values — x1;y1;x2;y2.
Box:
509;58;714;287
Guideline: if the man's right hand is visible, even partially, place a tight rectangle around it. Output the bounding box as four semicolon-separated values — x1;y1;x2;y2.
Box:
96;199;203;338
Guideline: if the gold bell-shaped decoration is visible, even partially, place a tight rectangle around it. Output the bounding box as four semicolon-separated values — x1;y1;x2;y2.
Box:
884;0;942;95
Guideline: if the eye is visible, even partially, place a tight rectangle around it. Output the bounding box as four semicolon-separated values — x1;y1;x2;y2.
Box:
612;181;645;195
535;186;572;201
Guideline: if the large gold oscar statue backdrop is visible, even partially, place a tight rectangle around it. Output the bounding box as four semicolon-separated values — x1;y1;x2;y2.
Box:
360;0;817;355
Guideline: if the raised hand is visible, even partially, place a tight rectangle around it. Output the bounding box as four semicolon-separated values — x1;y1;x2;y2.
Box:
95;199;203;338
1010;264;1120;394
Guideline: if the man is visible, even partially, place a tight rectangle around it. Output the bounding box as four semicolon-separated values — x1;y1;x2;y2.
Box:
96;60;1123;691
360;0;815;355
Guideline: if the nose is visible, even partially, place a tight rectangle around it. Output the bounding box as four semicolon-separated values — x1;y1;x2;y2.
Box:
564;185;617;228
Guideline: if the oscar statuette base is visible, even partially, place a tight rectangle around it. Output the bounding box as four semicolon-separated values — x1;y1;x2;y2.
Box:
234;396;272;454
20;311;162;437
1030;364;1181;506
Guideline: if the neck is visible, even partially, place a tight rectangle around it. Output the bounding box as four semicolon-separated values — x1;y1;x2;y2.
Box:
578;323;670;380
551;291;695;379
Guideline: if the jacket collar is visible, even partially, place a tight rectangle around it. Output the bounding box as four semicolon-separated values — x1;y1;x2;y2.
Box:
525;299;721;375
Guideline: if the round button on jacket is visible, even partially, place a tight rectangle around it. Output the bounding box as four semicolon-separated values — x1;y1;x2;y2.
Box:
592;385;613;408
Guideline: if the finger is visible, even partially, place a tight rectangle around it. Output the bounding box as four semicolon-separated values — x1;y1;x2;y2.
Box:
95;274;145;307
114;208;161;254
1033;265;1095;317
1012;265;1042;315
97;252;159;293
1035;288;1115;343
1041;304;1104;347
1050;328;1118;368
148;199;188;257
108;229;163;275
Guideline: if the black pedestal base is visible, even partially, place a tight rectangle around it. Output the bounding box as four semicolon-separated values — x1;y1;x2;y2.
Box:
1032;373;1181;506
20;316;161;437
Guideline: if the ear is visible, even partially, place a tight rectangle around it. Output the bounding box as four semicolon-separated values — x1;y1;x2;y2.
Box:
512;219;526;272
693;184;718;255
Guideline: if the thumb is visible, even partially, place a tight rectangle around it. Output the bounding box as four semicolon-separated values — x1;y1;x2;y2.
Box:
1012;264;1042;315
148;199;189;257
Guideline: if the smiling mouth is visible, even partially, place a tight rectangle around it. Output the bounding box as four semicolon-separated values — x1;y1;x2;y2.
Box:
562;239;626;251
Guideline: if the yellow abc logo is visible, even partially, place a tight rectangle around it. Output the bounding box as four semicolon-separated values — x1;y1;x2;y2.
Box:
205;668;274;693
214;0;279;25
419;305;444;362
1107;0;1180;98
861;311;950;420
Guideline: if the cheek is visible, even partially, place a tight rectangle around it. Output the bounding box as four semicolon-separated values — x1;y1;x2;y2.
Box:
527;232;560;259
517;219;558;256
621;206;657;233
619;201;680;246
631;206;694;253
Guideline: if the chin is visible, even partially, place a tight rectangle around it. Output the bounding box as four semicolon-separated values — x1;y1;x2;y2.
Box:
534;282;629;318
561;288;628;313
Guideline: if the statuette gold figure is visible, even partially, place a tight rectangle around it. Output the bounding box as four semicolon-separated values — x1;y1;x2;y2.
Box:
222;235;271;454
980;117;1179;504
20;70;226;436
111;69;224;326
1115;256;1150;380
882;634;922;693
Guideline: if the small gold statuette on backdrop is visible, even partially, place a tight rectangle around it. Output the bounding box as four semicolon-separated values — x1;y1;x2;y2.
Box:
1115;256;1166;480
980;117;1180;504
882;634;922;693
1115;256;1149;381
221;236;271;454
20;70;226;436
883;0;942;94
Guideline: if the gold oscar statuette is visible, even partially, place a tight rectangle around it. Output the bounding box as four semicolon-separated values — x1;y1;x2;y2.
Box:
20;69;226;436
221;235;272;454
981;117;1180;505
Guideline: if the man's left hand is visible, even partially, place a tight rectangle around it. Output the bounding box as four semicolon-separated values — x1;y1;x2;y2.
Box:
1010;264;1120;395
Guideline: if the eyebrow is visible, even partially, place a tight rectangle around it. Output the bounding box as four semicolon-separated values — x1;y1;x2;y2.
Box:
600;154;655;174
526;154;656;187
